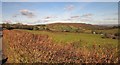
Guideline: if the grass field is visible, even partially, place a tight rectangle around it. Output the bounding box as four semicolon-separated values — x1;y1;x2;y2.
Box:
95;29;118;34
20;29;118;49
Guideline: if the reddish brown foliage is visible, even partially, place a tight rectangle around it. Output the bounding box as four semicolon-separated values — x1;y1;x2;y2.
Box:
2;30;118;63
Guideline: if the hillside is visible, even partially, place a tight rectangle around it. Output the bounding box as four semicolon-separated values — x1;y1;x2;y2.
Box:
3;23;118;34
35;23;108;33
46;23;107;30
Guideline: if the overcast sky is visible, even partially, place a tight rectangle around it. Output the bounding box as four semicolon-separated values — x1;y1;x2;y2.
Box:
2;2;118;25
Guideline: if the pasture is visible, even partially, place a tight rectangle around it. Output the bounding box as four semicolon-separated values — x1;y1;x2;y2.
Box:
21;29;118;49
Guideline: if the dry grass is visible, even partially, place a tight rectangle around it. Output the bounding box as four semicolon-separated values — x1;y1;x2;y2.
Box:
2;30;118;63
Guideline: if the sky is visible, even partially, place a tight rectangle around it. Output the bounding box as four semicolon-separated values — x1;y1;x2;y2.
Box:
2;2;118;25
2;0;120;2
0;1;1;23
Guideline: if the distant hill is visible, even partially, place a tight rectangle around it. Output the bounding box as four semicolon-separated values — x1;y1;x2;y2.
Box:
3;22;114;33
46;23;107;30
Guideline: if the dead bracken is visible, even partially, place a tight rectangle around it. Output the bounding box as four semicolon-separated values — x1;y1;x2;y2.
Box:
3;30;118;63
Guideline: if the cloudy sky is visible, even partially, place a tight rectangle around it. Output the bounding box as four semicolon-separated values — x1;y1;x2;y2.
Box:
2;2;118;25
2;0;120;2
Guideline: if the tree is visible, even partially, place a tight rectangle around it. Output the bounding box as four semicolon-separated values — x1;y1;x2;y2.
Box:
33;26;39;30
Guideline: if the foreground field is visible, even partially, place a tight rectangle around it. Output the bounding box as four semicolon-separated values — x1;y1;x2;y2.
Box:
22;29;118;49
95;28;118;34
3;30;118;63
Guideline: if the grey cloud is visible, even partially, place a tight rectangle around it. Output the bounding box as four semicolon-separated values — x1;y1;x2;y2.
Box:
71;16;80;19
45;16;51;19
44;16;57;19
35;20;50;23
19;9;35;18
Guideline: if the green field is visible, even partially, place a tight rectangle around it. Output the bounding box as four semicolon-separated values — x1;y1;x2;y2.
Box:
95;29;118;34
19;29;118;49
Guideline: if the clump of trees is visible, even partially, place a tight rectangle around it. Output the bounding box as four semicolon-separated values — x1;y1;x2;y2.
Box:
2;23;34;30
103;33;119;39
